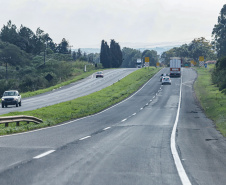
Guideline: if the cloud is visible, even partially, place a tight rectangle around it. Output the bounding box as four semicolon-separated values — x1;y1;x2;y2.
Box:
0;0;225;48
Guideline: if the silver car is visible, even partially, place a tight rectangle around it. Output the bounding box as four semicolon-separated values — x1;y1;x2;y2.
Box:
161;76;171;85
1;90;22;108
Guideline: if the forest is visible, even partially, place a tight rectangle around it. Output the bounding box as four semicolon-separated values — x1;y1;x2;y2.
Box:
0;20;101;95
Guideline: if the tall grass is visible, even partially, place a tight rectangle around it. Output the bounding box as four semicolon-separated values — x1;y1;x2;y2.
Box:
0;67;161;135
194;65;226;137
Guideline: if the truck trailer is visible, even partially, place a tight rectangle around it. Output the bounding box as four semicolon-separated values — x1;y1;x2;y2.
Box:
169;57;181;77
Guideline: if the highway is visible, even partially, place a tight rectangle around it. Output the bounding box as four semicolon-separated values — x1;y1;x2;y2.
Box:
0;68;138;114
0;68;225;185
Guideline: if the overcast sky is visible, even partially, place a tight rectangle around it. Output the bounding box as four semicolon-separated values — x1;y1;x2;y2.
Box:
0;0;225;49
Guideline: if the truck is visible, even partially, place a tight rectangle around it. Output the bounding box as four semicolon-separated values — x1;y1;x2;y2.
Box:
169;57;181;77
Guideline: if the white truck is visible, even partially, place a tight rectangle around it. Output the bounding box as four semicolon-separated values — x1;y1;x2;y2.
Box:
169;57;181;77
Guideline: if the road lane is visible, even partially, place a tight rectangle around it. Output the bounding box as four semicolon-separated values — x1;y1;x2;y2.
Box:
0;68;138;114
0;68;184;185
177;68;226;185
1;68;225;185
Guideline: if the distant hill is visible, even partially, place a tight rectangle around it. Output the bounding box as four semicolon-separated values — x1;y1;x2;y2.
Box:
135;46;180;55
75;45;180;55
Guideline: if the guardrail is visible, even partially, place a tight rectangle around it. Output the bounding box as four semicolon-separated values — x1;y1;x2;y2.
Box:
0;115;43;127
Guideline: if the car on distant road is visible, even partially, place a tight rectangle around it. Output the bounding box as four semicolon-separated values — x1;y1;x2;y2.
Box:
1;90;22;108
161;76;171;85
96;71;104;78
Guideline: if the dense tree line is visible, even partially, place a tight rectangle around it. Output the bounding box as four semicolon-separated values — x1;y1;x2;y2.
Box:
121;47;159;68
0;20;71;55
160;37;216;66
212;4;226;93
142;50;159;66
0;20;102;96
72;49;100;64
121;48;141;68
212;4;226;58
100;39;123;68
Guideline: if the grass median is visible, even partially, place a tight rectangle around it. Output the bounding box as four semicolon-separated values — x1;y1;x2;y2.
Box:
21;69;100;98
0;67;161;135
194;65;226;137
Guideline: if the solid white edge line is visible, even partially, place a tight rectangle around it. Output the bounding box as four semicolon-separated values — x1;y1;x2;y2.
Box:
79;136;91;141
33;150;55;159
170;75;191;185
103;127;111;130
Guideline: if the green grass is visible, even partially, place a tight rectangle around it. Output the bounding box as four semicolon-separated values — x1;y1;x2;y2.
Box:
194;65;226;137
21;69;101;98
0;67;161;135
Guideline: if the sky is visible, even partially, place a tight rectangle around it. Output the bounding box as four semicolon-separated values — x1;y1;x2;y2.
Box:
0;0;225;49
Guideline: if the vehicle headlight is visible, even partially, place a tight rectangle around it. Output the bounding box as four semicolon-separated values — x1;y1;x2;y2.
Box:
1;98;4;101
14;98;18;101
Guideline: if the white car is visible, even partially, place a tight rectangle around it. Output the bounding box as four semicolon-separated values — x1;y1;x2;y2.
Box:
96;71;104;78
1;90;22;108
160;73;169;82
161;76;171;85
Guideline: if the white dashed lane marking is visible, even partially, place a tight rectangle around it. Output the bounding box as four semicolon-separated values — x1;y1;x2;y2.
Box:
103;127;111;131
33;150;55;159
79;136;91;141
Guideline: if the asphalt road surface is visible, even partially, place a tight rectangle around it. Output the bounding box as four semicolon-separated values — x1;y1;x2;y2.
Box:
0;68;225;185
0;68;137;115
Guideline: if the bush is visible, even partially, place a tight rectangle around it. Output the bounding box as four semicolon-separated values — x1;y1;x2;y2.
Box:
212;57;226;93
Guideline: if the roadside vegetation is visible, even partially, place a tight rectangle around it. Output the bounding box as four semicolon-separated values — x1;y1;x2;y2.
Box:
194;65;226;137
0;67;160;135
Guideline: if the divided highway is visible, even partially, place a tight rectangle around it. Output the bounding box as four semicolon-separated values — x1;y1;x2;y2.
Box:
0;68;225;185
0;68;138;114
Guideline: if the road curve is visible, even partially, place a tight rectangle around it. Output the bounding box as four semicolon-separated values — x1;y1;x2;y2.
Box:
0;68;138;115
0;68;225;185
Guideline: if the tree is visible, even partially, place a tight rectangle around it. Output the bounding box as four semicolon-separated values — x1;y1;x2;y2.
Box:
57;38;69;54
0;20;20;48
72;51;77;61
0;41;31;66
77;48;82;60
110;39;123;68
100;40;111;68
161;38;216;66
18;25;35;53
31;27;50;54
188;37;215;62
212;56;226;92
212;4;226;58
122;47;141;68
142;50;159;66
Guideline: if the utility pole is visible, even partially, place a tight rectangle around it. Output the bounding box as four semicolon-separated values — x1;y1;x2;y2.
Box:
44;41;48;66
6;60;8;80
44;49;46;66
69;45;73;54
